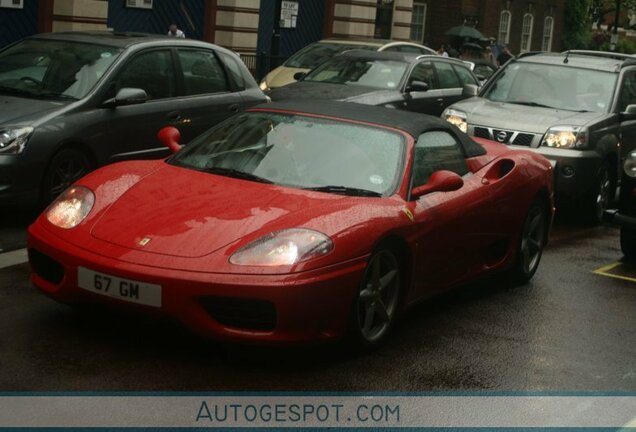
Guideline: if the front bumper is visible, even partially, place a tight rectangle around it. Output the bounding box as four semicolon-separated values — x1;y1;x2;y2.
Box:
604;209;636;229
0;154;44;206
28;222;367;344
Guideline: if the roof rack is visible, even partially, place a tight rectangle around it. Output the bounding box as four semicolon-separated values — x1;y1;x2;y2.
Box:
560;49;636;61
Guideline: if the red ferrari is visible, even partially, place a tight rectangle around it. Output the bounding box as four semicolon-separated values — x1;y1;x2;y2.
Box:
28;101;554;347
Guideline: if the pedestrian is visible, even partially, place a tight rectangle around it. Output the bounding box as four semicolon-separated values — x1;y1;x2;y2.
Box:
484;46;496;66
497;44;513;66
168;24;185;38
437;44;449;57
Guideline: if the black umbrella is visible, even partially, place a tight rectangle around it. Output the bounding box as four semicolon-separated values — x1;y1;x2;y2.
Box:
445;25;485;40
462;42;484;51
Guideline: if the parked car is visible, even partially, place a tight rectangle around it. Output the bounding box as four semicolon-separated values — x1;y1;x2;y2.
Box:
443;50;636;223
268;50;479;117
605;146;636;258
29;100;553;347
470;59;498;85
259;38;437;91
0;31;268;206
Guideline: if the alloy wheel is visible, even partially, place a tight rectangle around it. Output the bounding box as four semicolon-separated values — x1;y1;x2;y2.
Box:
520;204;546;276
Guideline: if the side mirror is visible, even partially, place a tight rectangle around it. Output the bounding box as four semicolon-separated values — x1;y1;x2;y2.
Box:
621;104;636;121
410;170;464;200
102;88;148;108
462;84;479;97
293;71;306;81
158;126;182;153
406;80;429;93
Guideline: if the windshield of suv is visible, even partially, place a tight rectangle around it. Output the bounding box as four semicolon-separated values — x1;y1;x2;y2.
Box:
168;111;405;197
284;42;377;69
304;57;408;90
483;62;615;112
0;39;122;100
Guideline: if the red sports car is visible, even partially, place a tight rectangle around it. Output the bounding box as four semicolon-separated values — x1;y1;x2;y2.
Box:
28;101;554;347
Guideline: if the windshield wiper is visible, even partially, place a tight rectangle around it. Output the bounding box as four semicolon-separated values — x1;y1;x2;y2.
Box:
0;86;36;97
201;166;273;184
506;101;559;109
303;185;382;197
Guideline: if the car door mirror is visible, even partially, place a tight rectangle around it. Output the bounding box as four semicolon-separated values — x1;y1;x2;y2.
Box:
406;80;429;93
462;84;479;97
158;126;182;153
410;170;464;200
293;72;306;81
102;87;148;108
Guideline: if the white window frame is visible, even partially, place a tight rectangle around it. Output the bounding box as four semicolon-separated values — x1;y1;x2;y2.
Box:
410;2;427;43
499;10;512;44
520;13;534;52
542;16;554;51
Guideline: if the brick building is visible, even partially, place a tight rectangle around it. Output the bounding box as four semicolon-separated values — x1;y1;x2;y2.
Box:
2;0;566;57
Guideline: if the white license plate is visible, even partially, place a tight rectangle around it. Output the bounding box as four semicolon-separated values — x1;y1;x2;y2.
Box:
77;267;162;308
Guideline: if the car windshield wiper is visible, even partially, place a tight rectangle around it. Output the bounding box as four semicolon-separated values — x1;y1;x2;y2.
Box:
506;101;559;109
0;85;37;97
36;92;78;101
303;185;382;197
201;166;273;184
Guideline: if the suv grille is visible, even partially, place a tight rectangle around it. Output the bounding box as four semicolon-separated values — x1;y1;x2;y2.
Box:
472;126;535;147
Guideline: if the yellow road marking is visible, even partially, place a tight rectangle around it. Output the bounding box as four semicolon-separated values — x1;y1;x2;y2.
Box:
593;261;636;283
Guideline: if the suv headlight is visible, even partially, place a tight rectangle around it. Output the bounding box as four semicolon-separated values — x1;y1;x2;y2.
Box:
541;126;588;149
624;151;636;178
0;126;33;154
442;109;468;133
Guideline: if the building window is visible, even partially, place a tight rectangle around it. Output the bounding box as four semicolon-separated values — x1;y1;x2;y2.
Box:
375;0;394;39
498;10;511;44
410;2;427;42
542;16;554;51
520;13;534;52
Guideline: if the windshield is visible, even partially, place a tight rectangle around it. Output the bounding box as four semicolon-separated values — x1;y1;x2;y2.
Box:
169;112;405;196
304;57;408;90
482;62;616;112
0;39;122;100
284;42;377;69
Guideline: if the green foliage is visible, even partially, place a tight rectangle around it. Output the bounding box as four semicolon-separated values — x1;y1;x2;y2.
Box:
599;37;636;52
563;0;593;49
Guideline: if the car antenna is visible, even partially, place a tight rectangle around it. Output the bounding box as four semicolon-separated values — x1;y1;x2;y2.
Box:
563;50;570;64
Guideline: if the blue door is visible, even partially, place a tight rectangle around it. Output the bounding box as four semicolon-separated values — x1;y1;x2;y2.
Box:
107;0;205;40
0;2;39;48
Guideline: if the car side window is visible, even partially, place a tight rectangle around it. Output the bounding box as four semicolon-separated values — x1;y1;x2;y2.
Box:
619;70;636;113
217;51;245;90
412;130;469;188
177;49;229;96
453;64;478;86
433;61;461;89
409;61;437;89
116;50;176;100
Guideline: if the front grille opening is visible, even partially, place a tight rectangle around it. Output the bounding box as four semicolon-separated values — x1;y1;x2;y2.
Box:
199;296;276;331
512;133;534;146
474;127;490;139
28;248;64;284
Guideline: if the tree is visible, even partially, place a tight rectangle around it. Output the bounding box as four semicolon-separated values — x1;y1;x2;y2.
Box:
562;0;592;49
591;0;636;31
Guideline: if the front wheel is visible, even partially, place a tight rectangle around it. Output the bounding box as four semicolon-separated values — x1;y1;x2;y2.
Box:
620;227;636;261
510;199;547;283
41;148;92;207
582;162;613;225
350;248;402;348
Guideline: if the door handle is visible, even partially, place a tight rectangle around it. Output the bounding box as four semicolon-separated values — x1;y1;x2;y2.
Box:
229;104;239;113
167;111;182;122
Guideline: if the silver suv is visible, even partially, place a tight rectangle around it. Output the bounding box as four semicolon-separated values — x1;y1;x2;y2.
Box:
443;50;636;223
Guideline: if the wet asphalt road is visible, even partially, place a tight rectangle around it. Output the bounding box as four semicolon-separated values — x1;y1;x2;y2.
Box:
0;216;635;391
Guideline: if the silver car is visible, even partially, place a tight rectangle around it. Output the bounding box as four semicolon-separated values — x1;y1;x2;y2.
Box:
443;50;636;223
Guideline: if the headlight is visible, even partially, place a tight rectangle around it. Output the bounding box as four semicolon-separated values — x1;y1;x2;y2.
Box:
624;151;636;178
541;126;587;149
259;80;269;92
0;126;33;154
443;109;468;133
230;228;333;266
46;186;95;229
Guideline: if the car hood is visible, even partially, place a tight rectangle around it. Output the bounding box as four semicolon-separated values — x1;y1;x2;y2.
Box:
0;93;68;125
264;66;308;89
268;81;399;105
90;164;359;258
453;97;606;133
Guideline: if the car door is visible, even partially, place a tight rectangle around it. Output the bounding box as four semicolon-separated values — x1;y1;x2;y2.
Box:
617;69;636;178
403;60;446;115
405;130;491;303
173;47;247;141
99;48;183;162
432;60;467;111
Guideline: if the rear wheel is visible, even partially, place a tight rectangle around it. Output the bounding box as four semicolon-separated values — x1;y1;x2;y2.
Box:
510;199;547;283
41;148;91;207
350;248;401;348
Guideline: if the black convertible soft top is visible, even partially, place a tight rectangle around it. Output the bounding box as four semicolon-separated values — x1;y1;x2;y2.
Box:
250;100;486;158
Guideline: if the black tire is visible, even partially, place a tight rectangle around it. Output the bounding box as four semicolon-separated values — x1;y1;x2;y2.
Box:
41;148;92;207
510;199;547;284
582;162;613;225
620;227;636;261
349;248;402;349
